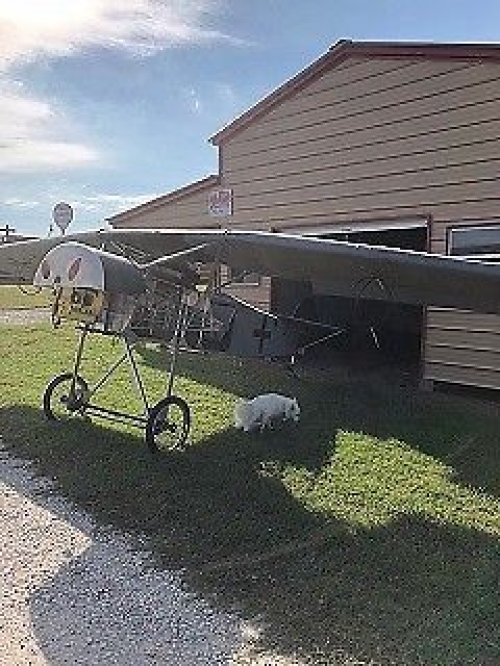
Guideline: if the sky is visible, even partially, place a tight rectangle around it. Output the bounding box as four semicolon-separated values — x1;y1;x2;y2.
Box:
2;0;500;237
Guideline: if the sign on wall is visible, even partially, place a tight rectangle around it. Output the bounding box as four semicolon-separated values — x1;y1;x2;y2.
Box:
208;188;233;217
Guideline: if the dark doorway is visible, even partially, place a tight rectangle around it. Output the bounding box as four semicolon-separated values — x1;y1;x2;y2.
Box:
271;225;427;371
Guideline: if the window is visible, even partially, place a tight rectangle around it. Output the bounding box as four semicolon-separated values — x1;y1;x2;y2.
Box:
448;224;500;262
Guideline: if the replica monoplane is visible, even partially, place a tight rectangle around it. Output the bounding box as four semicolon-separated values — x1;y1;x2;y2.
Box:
1;227;500;452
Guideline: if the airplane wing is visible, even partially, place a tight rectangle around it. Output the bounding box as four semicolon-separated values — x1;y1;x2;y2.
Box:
1;228;500;314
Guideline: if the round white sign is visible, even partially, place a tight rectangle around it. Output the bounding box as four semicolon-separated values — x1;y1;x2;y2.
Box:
52;202;73;233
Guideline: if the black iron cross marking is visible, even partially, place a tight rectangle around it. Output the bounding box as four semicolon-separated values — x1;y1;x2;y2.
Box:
253;314;272;355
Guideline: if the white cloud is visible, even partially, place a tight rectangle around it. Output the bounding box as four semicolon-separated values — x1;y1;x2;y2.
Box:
0;81;99;172
1;139;99;173
0;1;235;172
1;197;41;208
0;1;236;69
0;192;158;227
74;192;161;215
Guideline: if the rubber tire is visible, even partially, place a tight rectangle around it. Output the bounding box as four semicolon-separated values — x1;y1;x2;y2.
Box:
43;372;89;421
145;395;191;453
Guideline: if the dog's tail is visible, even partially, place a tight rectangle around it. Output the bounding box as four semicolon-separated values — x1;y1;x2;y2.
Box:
234;399;248;429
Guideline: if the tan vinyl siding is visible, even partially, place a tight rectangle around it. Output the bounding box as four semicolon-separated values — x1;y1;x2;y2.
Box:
224;133;500;185
113;188;213;229
426;218;500;390
229;200;500;234
224;277;271;312
224;106;500;175
224;66;499;154
427;326;500;350
427;309;500;330
111;48;500;390
222;59;500;222
426;307;500;388
230;161;499;206
425;297;500;390
423;247;500;394
424;362;500;390
227;180;500;229
220;56;500;390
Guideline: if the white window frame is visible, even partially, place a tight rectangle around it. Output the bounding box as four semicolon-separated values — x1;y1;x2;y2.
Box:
448;224;500;262
286;217;428;237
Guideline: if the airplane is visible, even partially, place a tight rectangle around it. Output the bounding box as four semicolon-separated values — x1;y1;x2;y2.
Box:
1;227;500;453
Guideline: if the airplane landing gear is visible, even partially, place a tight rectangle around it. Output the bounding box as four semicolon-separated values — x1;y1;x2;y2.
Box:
145;395;190;452
43;372;89;421
42;293;192;452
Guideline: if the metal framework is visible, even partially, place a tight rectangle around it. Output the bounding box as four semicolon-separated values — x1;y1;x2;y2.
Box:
43;288;191;452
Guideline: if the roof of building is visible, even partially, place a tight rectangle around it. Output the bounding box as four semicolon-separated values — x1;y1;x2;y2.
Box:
107;174;220;224
209;39;500;145
0;233;38;244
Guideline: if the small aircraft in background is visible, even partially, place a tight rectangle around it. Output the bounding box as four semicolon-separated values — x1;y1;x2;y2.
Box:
1;227;500;452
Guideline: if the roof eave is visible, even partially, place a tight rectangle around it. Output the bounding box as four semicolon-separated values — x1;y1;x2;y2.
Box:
209;40;353;146
107;174;220;224
209;39;500;146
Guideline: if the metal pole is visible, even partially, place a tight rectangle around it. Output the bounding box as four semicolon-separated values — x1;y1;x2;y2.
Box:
166;294;188;400
71;326;88;393
86;345;131;396
123;337;150;414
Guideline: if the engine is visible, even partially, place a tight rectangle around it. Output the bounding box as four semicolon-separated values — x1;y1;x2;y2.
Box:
33;241;146;332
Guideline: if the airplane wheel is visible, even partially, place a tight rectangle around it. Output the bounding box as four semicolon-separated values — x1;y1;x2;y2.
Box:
43;373;89;421
145;396;190;453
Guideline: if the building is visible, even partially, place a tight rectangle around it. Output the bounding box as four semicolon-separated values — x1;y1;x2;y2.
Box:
109;40;500;391
0;225;37;244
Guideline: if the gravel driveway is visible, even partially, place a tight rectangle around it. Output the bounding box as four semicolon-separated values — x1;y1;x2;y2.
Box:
0;313;372;665
0;447;310;665
0;308;49;325
0;311;289;665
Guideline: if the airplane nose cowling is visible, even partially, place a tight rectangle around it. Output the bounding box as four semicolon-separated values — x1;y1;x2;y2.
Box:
33;241;145;294
33;241;146;332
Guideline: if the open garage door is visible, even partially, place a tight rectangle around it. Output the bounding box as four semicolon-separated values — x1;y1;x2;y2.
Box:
270;220;428;369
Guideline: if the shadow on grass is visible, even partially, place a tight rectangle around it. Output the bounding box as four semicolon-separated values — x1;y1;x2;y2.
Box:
2;403;500;664
140;344;500;494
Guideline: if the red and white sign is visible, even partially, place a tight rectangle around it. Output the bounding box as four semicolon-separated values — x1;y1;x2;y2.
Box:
208;188;232;217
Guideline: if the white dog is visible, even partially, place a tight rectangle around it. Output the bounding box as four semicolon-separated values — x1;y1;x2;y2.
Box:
234;393;300;432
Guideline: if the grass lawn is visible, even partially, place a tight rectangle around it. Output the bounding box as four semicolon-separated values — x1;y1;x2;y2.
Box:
0;285;50;309
1;323;500;664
